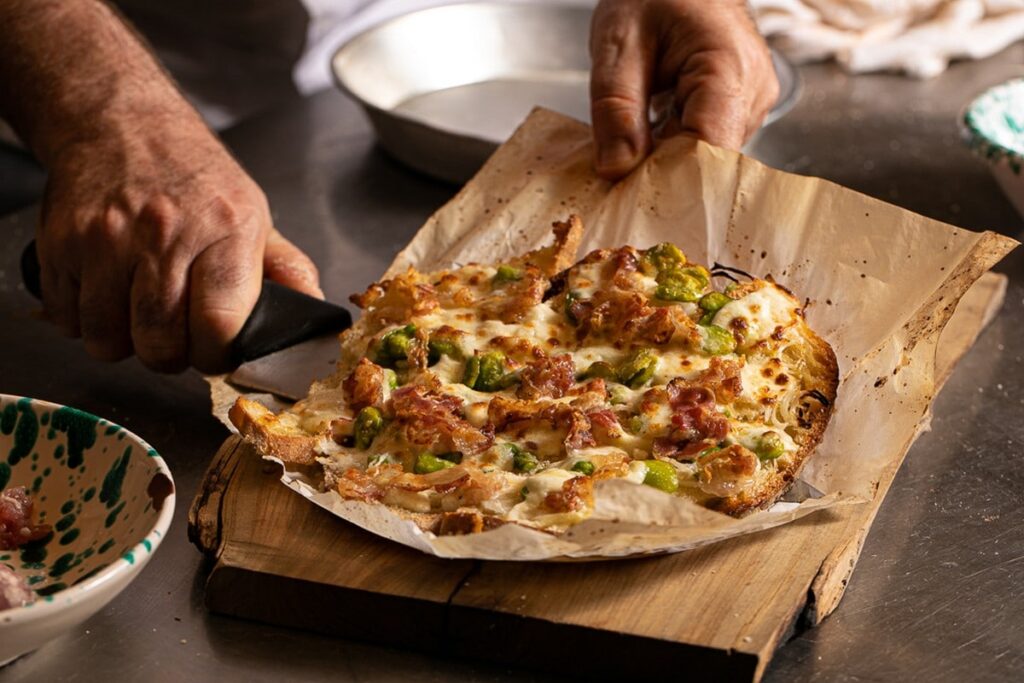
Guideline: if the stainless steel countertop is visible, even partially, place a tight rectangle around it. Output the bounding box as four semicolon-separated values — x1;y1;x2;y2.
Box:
2;49;1024;682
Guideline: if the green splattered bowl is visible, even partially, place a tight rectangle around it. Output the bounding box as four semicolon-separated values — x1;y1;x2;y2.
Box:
962;77;1024;220
0;395;175;665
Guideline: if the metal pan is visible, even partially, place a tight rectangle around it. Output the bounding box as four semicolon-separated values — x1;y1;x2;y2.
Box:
332;2;800;184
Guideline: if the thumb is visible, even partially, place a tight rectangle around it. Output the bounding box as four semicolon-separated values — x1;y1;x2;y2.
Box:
589;2;653;180
263;228;324;299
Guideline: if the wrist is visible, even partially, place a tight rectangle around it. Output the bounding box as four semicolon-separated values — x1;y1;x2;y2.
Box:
0;0;208;168
37;77;206;169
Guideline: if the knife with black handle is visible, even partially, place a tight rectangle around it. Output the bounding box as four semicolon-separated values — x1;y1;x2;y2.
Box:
20;239;352;365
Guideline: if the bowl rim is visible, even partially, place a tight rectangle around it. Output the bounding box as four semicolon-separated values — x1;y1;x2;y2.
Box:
0;393;175;626
962;77;1024;172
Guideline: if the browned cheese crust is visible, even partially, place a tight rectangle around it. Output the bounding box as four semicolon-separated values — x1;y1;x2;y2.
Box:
230;398;319;466
706;326;838;515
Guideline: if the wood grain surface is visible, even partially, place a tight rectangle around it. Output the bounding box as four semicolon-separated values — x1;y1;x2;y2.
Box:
189;272;1007;682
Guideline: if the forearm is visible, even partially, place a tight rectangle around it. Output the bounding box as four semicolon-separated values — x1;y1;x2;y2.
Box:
0;0;204;167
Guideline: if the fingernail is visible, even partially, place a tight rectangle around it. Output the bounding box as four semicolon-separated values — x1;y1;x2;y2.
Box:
597;137;636;174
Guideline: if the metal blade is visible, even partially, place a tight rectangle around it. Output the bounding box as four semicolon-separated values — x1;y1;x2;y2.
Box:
781;478;826;502
228;333;340;401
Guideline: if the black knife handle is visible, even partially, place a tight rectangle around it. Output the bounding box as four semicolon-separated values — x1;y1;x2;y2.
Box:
21;239;42;299
230;280;351;363
19;239;351;364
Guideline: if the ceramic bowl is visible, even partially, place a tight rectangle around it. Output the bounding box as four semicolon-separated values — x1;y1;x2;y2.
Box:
963;78;1024;219
0;395;174;665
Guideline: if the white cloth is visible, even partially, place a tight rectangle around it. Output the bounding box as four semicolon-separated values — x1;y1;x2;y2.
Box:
752;0;1024;78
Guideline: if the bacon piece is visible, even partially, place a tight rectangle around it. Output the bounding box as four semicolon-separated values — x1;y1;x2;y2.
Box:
587;408;623;440
481;271;548;324
568;378;608;398
651;437;682;460
436;510;484;535
641;379;731;461
669;395;730;444
575;290;646;341
487;395;555;432
330;416;355;444
651;436;717;462
350;270;439;329
517;354;576;400
335;467;388;502
693;357;744;403
405;327;431;370
487;396;597;451
666;383;715;409
389;386;493;455
560;408;596;450
609;248;641;290
391;385;463;417
568;389;607;412
390;466;471;493
630;306;676;345
567;296;594;327
438;468;505;509
698;444;759;497
519;216;585;276
574;288;697;348
0;487;50;551
543;476;594;513
342;357;387;411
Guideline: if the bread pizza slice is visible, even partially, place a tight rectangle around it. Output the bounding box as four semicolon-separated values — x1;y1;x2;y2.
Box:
231;216;838;534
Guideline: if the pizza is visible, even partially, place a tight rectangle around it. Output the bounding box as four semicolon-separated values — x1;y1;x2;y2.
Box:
230;216;838;535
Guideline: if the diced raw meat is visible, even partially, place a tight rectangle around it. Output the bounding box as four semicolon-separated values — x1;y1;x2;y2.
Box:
0;487;50;550
0;564;33;611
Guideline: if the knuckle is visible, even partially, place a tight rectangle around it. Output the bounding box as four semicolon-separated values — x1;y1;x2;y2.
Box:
137;195;181;249
132;289;180;333
593;23;629;58
202;182;267;231
682;50;730;79
591;93;643;122
203;192;241;228
197;258;253;293
86;206;128;245
591;3;636;52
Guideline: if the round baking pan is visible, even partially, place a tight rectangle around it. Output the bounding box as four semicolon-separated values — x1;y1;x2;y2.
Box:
332;2;800;184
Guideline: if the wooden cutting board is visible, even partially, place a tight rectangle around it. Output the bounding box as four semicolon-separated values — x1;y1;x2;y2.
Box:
189;272;1007;683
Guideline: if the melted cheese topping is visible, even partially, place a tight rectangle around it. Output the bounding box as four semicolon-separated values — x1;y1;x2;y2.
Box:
507;468;591;526
293;243;832;532
713;286;800;348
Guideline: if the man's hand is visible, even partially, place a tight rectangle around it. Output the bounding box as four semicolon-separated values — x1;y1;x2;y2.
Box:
0;0;321;373
590;0;780;179
38;120;321;373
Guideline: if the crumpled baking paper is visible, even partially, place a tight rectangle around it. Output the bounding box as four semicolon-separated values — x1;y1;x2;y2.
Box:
211;108;1016;560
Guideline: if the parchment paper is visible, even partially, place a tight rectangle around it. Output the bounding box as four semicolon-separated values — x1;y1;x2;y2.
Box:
211;108;1017;561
